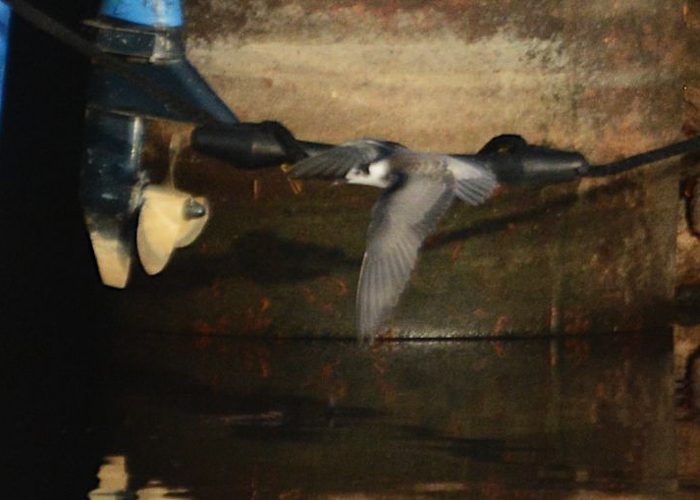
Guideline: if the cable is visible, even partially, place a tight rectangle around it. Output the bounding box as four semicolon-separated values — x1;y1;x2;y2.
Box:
6;0;700;176
578;136;700;177
3;0;219;125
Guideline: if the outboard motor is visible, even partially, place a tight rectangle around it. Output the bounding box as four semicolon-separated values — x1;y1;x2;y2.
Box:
80;0;237;288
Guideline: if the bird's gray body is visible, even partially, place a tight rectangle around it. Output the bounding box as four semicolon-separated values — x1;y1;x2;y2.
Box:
289;139;497;342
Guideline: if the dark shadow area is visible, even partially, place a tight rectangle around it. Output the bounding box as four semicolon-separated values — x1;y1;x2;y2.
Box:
430;190;579;248
108;362;384;430
675;284;700;419
390;423;553;465
142;230;358;289
229;230;356;284
430;176;640;248
676;283;700;325
0;2;111;499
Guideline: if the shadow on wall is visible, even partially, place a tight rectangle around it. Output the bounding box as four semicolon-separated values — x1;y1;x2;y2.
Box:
143;230;358;291
147;168;668;292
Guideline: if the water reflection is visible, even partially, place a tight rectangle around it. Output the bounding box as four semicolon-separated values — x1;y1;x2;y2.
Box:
84;331;678;499
89;456;128;500
89;455;192;500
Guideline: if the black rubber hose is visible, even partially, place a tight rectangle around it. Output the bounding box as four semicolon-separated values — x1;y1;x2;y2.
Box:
578;136;700;177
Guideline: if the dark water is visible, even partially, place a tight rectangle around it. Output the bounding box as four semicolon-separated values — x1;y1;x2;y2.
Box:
65;330;681;500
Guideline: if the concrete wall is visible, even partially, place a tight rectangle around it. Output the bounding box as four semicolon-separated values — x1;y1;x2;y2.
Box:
183;0;684;157
106;0;687;339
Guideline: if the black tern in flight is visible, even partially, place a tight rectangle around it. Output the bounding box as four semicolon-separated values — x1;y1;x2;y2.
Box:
289;139;498;342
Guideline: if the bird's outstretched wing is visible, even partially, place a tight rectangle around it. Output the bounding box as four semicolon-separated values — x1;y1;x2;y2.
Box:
445;156;498;205
289;139;401;179
356;173;455;342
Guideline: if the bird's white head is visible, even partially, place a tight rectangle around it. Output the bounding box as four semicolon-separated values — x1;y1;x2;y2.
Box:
345;159;392;188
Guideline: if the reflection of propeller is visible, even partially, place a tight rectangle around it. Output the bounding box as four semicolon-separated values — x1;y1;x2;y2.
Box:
137;134;210;275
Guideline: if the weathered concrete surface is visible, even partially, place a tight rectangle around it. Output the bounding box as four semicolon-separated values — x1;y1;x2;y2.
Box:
183;0;683;157
674;1;700;490
97;0;686;339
